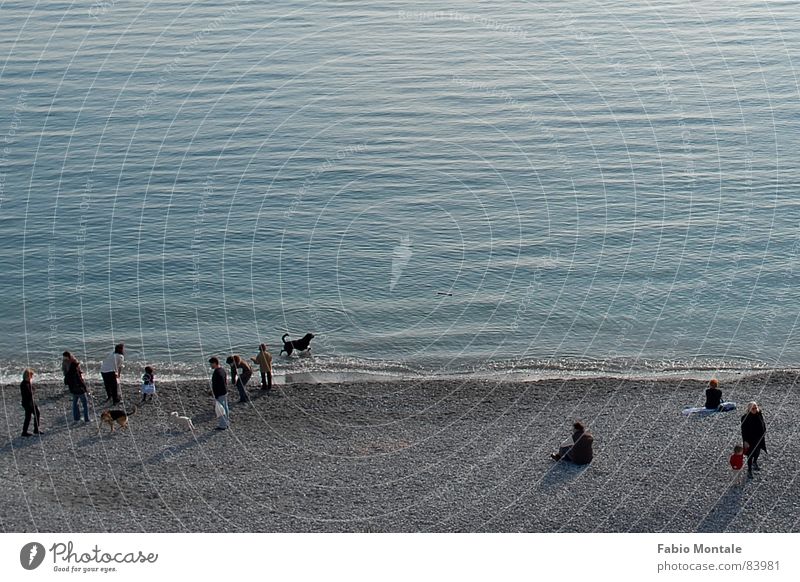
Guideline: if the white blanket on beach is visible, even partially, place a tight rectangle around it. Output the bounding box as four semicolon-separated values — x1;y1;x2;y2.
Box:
681;402;737;416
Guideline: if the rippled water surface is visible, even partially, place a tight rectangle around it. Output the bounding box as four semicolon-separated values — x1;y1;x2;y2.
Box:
1;1;799;382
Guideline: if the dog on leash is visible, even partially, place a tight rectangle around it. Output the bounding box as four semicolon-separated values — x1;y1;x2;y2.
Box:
97;405;137;434
280;333;315;356
169;411;195;431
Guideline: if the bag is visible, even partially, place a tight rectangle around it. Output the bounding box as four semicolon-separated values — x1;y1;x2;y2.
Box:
214;400;225;418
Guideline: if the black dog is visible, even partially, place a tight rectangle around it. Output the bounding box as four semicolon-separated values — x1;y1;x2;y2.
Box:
280;333;315;356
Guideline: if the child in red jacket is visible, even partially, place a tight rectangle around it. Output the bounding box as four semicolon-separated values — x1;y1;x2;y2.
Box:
730;444;745;483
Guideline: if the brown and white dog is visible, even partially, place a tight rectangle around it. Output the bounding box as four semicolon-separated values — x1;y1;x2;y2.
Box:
97;406;137;434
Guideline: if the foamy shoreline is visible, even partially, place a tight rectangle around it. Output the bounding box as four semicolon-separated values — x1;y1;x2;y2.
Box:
1;373;798;532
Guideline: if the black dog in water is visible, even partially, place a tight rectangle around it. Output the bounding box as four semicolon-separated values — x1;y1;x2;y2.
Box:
280;333;315;356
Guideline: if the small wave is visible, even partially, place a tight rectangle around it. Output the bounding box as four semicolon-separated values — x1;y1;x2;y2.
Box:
0;354;783;386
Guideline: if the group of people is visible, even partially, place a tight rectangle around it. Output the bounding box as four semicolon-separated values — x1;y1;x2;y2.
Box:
208;344;275;430
14;352;772;477
732;401;768;479
17;342;276;436
549;379;769;480
704;378;768;479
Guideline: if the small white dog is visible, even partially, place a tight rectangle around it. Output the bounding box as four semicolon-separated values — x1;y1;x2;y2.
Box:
169;411;195;431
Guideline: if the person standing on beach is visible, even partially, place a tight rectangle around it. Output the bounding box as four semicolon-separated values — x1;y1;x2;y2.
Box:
20;368;41;437
226;355;252;403
209;357;229;430
550;421;593;465
741;401;767;478
100;343;125;405
141;366;156;403
252;343;273;391
704;378;722;410
63;352;90;423
61;352;73;391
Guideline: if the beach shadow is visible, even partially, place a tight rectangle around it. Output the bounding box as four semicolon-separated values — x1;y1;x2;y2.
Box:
192;410;216;424
248;389;273;401
76;428;126;446
696;481;747;532
0;407;82;454
538;460;591;492
0;434;48;454
141;430;215;466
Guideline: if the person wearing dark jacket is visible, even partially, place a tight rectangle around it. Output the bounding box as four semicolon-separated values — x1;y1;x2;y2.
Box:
704;378;722;410
209;357;229;430
63;352;90;423
741;401;767;478
550;421;594;465
20;368;41;437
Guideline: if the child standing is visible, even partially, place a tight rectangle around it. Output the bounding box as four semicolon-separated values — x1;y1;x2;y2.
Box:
730;444;745;483
141;366;156;403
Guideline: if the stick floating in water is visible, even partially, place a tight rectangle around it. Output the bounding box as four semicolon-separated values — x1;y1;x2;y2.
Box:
436;292;453;296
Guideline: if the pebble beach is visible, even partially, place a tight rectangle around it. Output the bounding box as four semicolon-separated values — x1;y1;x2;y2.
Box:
1;373;798;533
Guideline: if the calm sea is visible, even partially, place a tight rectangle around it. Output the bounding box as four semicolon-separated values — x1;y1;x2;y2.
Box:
1;1;799;384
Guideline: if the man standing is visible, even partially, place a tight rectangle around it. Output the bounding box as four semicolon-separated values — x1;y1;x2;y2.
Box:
252;343;273;391
100;343;125;404
20;368;41;437
209;357;229;430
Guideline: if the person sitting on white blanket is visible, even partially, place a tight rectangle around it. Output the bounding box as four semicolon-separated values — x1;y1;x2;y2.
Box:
704;378;722;410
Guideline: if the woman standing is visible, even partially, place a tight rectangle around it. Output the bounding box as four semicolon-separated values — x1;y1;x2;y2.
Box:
61;352;72;390
100;343;125;404
741;401;767;478
63;352;90;423
20;368;41;437
226;355;252;403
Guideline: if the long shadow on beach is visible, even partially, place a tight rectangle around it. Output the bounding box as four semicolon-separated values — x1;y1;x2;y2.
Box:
0;434;46;454
537;461;591;492
0;405;83;454
696;481;747;532
140;430;216;466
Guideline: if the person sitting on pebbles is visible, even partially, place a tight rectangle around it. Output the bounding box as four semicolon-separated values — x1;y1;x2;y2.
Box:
550;421;594;465
704;378;723;410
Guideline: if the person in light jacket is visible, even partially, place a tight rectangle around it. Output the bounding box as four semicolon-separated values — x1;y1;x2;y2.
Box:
100;343;125;404
251;343;273;391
